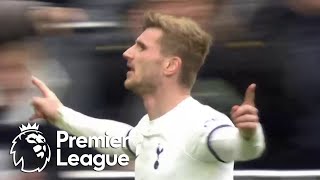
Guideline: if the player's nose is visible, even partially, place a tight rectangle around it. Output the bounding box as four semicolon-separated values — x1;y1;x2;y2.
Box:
123;46;134;61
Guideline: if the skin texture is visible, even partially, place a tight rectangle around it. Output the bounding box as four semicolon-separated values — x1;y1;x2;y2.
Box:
123;28;165;95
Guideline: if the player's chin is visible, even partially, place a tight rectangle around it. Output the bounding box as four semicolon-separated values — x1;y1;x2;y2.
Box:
124;79;135;90
124;80;130;89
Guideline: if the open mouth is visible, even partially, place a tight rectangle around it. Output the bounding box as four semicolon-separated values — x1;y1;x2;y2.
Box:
127;64;135;72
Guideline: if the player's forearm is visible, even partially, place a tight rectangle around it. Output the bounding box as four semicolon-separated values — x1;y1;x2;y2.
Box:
52;106;134;155
235;124;265;161
209;124;265;162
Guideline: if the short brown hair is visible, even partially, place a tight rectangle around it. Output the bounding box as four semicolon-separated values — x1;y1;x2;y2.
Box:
143;11;212;88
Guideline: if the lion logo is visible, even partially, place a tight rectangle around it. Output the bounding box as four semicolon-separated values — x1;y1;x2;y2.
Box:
10;123;51;172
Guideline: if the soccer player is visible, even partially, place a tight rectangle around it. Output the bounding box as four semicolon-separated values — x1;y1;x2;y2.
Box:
30;12;265;180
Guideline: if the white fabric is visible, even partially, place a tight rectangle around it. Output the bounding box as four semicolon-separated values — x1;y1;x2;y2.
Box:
54;96;265;180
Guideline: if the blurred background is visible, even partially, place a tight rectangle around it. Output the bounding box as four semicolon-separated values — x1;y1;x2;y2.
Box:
1;0;320;179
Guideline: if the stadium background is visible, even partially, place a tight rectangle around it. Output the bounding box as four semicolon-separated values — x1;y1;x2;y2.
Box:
1;0;320;179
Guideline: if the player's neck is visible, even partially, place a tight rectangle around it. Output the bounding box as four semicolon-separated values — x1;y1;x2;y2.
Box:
142;85;190;120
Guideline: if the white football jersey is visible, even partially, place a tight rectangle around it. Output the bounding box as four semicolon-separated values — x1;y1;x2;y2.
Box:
127;97;238;180
55;96;264;180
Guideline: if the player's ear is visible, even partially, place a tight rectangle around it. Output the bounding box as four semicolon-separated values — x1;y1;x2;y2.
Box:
163;56;181;76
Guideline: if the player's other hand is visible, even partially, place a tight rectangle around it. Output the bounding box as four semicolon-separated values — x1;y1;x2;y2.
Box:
30;76;63;122
230;84;259;140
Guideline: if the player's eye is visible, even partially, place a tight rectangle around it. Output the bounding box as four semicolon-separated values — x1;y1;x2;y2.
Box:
136;45;144;51
136;42;146;51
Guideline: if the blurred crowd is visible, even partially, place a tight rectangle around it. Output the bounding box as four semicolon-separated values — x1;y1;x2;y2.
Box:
0;0;320;179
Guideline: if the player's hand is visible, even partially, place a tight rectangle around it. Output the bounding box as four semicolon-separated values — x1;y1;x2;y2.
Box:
30;76;63;122
230;84;259;140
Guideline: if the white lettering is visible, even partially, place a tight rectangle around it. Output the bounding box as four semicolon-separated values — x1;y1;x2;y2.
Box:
88;136;106;148
68;136;77;148
93;154;105;171
57;131;69;148
105;154;117;166
68;154;79;166
80;154;92;166
56;131;131;171
56;149;67;166
76;136;87;148
109;137;121;148
122;135;130;148
118;154;130;166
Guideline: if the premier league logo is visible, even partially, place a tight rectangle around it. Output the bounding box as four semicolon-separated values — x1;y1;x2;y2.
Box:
10;123;51;172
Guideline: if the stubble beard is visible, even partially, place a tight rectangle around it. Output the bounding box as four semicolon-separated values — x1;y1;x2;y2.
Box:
124;77;156;96
124;77;140;94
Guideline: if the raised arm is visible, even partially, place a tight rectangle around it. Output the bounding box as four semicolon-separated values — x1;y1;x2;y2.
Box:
187;84;265;163
30;76;135;157
210;84;265;162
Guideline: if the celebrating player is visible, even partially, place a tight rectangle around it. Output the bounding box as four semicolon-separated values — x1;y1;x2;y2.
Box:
31;12;265;180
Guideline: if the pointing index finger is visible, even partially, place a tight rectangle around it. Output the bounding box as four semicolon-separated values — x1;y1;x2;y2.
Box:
32;76;52;97
243;83;256;106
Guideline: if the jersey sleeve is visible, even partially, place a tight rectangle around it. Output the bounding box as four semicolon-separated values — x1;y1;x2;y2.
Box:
125;115;148;158
185;107;265;163
52;106;136;159
207;123;265;162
